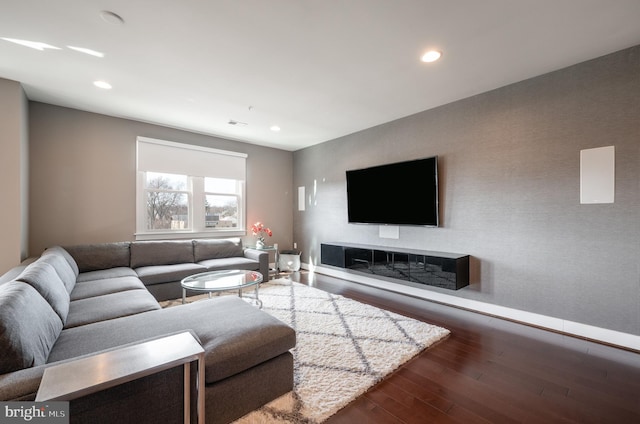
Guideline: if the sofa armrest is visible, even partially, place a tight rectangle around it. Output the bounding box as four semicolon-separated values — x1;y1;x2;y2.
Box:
244;249;270;281
38;332;202;401
0;331;202;402
0;365;47;401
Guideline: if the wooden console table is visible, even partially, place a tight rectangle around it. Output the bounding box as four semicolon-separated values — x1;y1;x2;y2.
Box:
321;242;470;290
36;332;205;423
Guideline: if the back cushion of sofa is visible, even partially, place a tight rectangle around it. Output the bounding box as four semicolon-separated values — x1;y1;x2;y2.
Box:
193;238;244;262
37;252;77;294
130;241;195;268
0;282;63;374
42;246;79;277
16;261;70;324
64;242;131;273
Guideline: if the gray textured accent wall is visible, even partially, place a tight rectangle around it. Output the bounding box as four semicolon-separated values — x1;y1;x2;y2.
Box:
28;103;294;257
293;46;640;335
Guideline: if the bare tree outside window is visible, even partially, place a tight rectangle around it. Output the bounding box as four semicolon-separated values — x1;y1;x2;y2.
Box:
145;173;189;230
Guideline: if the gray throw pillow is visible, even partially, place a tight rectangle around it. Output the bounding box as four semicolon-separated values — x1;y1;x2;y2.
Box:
0;282;63;374
16;261;71;324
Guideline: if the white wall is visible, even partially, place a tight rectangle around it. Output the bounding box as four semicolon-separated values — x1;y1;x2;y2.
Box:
0;78;28;273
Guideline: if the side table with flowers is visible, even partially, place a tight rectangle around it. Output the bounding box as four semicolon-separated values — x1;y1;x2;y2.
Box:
251;222;272;249
250;222;279;278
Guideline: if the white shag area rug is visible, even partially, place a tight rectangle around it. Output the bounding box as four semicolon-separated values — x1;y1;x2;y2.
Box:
164;278;450;423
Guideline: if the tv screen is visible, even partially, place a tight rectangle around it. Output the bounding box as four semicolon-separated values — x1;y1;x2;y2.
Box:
346;156;439;226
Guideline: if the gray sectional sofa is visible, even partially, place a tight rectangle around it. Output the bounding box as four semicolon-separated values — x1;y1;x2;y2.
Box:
64;238;271;301
0;238;296;424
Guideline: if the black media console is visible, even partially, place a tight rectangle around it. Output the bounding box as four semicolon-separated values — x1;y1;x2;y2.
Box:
321;242;470;290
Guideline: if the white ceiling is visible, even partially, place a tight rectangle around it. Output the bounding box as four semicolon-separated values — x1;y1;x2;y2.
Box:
2;1;640;151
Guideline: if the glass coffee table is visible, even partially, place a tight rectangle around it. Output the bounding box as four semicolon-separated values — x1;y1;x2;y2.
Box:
181;270;263;308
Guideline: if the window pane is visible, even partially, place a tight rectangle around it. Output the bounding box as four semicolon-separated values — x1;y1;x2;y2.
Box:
146;192;189;230
204;177;237;194
205;195;237;228
145;172;187;190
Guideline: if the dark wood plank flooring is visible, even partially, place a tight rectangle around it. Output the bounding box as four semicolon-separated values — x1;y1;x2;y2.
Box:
286;271;640;424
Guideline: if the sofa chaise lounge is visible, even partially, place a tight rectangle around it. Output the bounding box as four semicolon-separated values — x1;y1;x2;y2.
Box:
0;238;296;424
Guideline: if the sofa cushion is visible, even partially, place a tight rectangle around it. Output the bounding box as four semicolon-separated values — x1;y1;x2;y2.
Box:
193;238;244;262
197;257;261;272
71;276;148;301
41;246;79;277
48;296;296;384
36;253;77;294
130;240;195;268
0;282;63;374
65;289;161;329
64;242;131;273
134;263;207;286
76;267;138;283
16;262;70;324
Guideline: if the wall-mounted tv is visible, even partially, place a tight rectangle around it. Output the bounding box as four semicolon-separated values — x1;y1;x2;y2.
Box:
346;156;439;226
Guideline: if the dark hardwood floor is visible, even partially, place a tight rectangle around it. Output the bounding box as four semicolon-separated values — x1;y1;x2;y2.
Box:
286;271;640;424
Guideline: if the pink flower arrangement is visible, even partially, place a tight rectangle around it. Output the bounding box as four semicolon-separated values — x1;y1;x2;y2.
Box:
251;222;272;244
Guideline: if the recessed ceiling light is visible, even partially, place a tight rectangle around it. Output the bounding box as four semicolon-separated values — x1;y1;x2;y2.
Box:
100;10;125;26
1;38;60;51
270;125;281;132
93;80;112;90
421;50;442;63
68;46;104;57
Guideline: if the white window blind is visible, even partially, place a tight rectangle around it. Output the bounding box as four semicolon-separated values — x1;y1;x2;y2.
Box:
137;137;246;179
135;136;247;240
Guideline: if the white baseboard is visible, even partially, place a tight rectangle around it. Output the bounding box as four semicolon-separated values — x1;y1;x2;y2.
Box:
305;263;640;352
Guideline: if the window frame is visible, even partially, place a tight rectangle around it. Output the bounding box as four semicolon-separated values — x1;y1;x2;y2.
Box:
143;173;191;231
202;177;242;230
135;137;247;240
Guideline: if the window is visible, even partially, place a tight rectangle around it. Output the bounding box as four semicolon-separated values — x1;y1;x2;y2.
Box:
136;137;247;239
145;172;189;230
204;177;240;229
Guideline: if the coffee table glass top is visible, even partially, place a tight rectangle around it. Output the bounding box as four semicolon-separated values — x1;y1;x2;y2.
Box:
181;270;263;292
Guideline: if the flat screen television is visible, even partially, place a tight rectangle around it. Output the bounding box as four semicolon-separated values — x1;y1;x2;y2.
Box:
346;156;439;226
